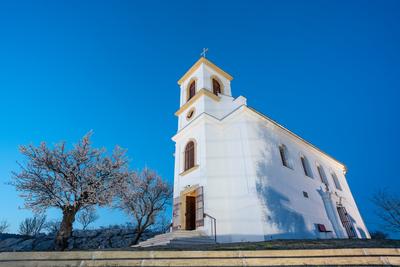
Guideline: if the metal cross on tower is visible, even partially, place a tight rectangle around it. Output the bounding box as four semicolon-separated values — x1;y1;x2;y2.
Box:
200;48;208;58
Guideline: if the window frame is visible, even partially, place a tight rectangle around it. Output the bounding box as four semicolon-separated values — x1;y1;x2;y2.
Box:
187;80;196;102
186;108;195;121
300;155;312;178
331;172;342;191
279;144;291;169
317;164;329;187
184;140;196;172
211;75;224;96
212;78;221;96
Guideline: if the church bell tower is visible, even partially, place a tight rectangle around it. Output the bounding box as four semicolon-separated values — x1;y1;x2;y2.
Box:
175;56;236;131
171;55;247;233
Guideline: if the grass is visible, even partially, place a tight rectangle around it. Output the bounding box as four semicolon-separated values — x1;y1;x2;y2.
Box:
121;238;400;251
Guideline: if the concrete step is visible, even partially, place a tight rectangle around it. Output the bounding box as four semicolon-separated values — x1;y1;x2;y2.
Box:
134;230;215;248
143;235;214;243
139;232;206;242
0;248;399;266
138;237;215;247
170;238;216;243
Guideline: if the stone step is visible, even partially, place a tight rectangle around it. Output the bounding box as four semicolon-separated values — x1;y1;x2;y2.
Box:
144;233;206;242
170;238;215;244
0;248;399;266
142;234;213;243
137;237;215;247
134;230;215;248
140;232;206;242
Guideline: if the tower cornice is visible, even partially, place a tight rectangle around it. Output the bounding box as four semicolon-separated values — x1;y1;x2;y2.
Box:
177;57;233;85
174;88;220;116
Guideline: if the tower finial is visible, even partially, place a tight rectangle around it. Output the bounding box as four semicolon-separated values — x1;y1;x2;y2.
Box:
200;48;208;58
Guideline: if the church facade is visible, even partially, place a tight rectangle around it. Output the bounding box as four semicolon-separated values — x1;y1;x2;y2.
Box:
171;57;370;243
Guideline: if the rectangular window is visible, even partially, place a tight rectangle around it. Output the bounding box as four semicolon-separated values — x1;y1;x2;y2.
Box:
332;173;342;191
301;157;310;177
317;224;329;232
279;146;288;167
317;165;329;186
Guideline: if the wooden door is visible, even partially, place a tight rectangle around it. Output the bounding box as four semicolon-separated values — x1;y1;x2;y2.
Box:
172;197;181;230
185;196;196;230
195;187;204;227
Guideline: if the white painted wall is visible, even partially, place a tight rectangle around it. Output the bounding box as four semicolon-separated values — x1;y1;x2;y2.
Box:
172;59;370;243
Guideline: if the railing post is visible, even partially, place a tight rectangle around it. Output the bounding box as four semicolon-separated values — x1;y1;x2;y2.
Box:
213;218;217;242
204;213;217;243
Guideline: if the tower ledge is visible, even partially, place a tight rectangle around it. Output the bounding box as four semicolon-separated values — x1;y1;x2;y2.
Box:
178;57;233;85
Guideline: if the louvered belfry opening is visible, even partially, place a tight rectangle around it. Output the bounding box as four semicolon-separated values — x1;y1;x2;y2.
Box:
188;81;196;101
184;141;195;171
212;79;221;95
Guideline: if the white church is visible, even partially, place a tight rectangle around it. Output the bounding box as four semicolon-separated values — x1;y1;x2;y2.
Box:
170;56;370;243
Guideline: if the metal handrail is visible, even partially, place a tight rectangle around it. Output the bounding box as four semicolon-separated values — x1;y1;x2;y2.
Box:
204;213;217;243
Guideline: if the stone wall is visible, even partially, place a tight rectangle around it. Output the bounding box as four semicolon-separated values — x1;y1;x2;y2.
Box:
0;229;158;252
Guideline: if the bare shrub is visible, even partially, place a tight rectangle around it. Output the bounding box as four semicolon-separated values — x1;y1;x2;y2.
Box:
0;220;10;233
77;208;99;230
19;215;46;236
372;190;400;233
44;220;61;234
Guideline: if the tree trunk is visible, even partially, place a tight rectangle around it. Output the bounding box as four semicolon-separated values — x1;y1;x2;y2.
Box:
133;227;144;245
55;207;77;251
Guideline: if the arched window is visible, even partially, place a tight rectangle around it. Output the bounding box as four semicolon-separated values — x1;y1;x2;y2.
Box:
279;144;290;168
184;141;195;171
331;172;342;191
300;156;312;178
212;79;221;95
317;165;329;186
188;81;196;101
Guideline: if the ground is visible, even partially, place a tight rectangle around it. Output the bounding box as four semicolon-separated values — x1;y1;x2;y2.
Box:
121;239;400;251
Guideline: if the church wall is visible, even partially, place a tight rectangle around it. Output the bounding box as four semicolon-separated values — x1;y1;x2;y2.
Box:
240;109;370;239
179;67;203;107
242;112;337;239
203;114;266;242
178;93;246;132
173;118;208;200
178;95;205;130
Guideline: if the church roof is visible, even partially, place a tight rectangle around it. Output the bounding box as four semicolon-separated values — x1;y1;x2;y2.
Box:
177;57;233;85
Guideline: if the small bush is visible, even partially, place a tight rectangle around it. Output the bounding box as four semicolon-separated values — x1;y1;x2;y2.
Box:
19;215;46;236
0;220;10;234
370;230;389;239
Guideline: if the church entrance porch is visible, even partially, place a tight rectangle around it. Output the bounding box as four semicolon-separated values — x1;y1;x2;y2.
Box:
172;185;204;231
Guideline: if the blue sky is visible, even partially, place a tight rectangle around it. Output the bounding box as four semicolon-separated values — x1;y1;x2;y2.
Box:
0;0;399;237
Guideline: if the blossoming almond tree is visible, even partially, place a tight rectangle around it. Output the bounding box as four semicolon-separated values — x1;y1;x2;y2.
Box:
11;132;129;250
